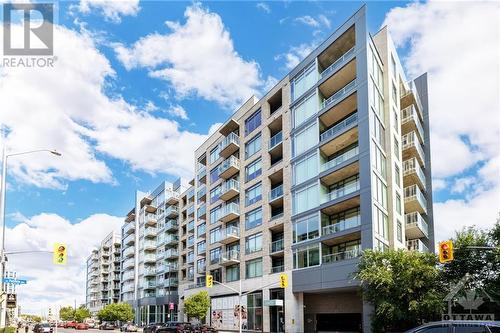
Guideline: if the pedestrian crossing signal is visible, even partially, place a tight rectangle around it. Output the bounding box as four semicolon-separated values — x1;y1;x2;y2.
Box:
439;240;454;263
53;243;67;265
206;274;213;288
279;274;288;288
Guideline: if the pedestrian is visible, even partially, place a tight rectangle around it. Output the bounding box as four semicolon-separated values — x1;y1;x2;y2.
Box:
24;324;29;333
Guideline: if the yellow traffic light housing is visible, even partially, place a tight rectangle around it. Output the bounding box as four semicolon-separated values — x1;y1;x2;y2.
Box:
279;274;288;288
206;274;213;288
439;240;454;263
53;243;67;265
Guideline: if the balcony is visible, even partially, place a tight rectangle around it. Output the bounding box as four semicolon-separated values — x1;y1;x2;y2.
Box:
165;219;178;232
142;281;156;289
123;246;135;258
219;226;240;245
320;112;358;143
220;250;240;266
144;267;156;277
321;77;357;111
403;131;426;167
123;258;135;269
123;222;135;235
197;185;207;202
198;166;207;183
165;277;179;288
143;254;156;263
197;204;207;219
403;158;426;191
269;131;283;153
219;156;240;180
166;190;180;205
165;264;178;273
187;204;195;218
405;212;429;239
322;213;361;236
269;184;284;206
220;179;240;201
321;144;359;173
145;204;157;214
401;105;424;141
165;249;179;259
165;235;179;246
220;132;240;158
322;245;361;264
145;214;157;226
320;46;355;80
400;81;424;118
323;176;360;203
219;203;240;223
144;227;157;238
166;206;179;218
407;239;429;253
123;233;135;246
270;265;284;274
404;184;427;214
269;239;284;255
144;240;157;251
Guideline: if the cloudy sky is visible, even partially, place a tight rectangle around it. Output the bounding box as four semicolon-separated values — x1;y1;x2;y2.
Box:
0;0;498;315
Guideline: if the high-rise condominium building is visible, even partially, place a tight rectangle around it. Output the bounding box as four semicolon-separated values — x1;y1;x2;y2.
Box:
120;181;184;324
175;6;433;332
85;232;121;316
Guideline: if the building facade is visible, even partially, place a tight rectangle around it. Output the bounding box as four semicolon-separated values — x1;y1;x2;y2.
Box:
85;232;121;316
120;181;184;324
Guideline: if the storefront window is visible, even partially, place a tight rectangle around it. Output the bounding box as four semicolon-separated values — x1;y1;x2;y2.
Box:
247;292;263;331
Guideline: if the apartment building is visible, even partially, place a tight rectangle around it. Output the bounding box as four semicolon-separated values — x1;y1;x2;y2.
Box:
176;6;433;333
120;181;184;324
85;232;121;316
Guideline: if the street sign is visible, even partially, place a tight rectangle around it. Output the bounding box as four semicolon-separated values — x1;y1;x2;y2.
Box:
264;299;283;306
2;277;27;285
6;294;16;308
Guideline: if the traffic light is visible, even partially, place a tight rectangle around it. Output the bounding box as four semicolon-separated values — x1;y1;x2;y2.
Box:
53;243;67;265
206;274;213;288
439;240;454;263
279;274;288;288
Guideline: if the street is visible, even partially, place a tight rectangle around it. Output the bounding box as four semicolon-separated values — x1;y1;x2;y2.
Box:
53;329;137;333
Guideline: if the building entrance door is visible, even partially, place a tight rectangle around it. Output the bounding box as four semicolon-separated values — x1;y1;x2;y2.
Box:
269;289;285;333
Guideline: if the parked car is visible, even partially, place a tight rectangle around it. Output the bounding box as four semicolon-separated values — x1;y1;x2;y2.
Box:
143;323;165;333
56;323;65;328
64;321;77;329
157;322;191;333
189;324;216;333
34;323;53;333
405;321;500;333
75;323;89;330
120;323;138;332
99;322;117;330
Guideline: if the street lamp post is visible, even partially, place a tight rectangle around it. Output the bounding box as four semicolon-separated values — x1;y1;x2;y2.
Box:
0;146;61;328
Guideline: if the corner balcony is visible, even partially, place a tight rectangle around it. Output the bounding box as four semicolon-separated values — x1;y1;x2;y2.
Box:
403;158;426;191
401;105;425;142
144;227;157;238
321;144;359;175
123;246;135;258
220;179;240;201
220;250;240;266
123;233;135;246
145;214;157;226
166;205;179;218
403;131;426;167
318;24;355;80
165;219;178;232
400;81;424;118
219;226;240;245
143;254;156;263
322;176;360;204
321;76;357;112
145;204;157;214
166;191;180;205
144;267;156;277
322;245;361;265
320;112;358;144
165;249;178;260
165;235;179;247
219;156;240;180
143;240;156;251
404;184;427;214
219;202;240;223
123;258;135;269
125;210;135;223
123;222;135;235
407;239;429;253
219;132;240;158
405;212;429;239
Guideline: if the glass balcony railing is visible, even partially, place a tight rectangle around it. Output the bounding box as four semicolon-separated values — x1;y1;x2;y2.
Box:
220;132;240;151
187;204;195;216
321;79;357;110
320;46;355;79
220;202;240;219
270;239;284;253
403;158;426;189
222;179;240;194
143;254;156;262
271;265;284;274
402;105;425;140
269;184;283;201
325;178;360;202
322;245;361;264
321;145;359;172
269;131;283;150
405;212;429;237
407;239;429;253
144;228;157;237
123;246;135;257
144;267;156;276
143;240;156;249
166;206;178;216
221;250;240;263
219;156;240;174
224;225;240;238
197;166;206;181
320;112;358;142
403;131;425;166
404;184;427;212
322;214;361;236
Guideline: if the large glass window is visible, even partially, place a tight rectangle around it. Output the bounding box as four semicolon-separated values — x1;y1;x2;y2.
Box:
245;208;262;230
245;158;262;182
245;233;263;254
209;227;221;244
210;185;222;204
373;206;389;241
197;240;206;254
293;214;319;243
246;258;263;278
371;111;386;149
293;152;318;185
210;205;222;224
293;122;317;157
197;222;206;236
396;193;402;214
372;144;386;179
245;134;261;159
397;220;402;242
210;247;221;264
293;243;320;269
209;144;221;164
226;265;240;282
245;109;262;136
210;165;220;184
293;183;318;215
373;174;388;209
292;62;317;101
247;292;263;331
245;182;262;206
293;92;317;127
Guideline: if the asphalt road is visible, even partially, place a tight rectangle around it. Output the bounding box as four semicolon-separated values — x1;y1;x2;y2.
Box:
54;328;133;333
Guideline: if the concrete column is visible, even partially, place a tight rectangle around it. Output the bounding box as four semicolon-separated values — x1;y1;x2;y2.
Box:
285;290;304;333
262;288;271;332
362;300;374;333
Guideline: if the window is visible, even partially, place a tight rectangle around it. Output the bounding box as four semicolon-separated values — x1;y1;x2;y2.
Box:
247;292;263;331
397;220;402;242
373;206;389;241
293;152;318;185
197;240;206;254
394;137;399;160
292;62;317;101
393;108;399;133
374;238;388;252
245;109;261;135
210;185;222;204
197;258;206;273
293;183;318;215
245;158;262;182
293;122;317;157
209;227;221;244
210;145;221;164
293;214;319;243
293;243;320;269
226;265;240;282
391;55;396;77
373;174;387;209
246;258;263;278
372;145;386;180
245;208;262;230
210;205;222;224
197;223;206;236
396;193;402;214
210;165;220;183
245;134;261;159
245;183;262;206
371;111;385;148
209;247;221;265
293;92;317;127
395;164;401;187
369;80;385;119
245;233;263;254
392;82;398;102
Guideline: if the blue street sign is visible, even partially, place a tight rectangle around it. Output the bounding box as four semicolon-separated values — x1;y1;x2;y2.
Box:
2;278;27;285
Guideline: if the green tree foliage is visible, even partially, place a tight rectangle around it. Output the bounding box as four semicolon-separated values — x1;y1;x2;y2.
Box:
356;249;444;332
59;306;75;321
74;306;91;322
184;291;210;322
97;303;134;322
21;315;42;323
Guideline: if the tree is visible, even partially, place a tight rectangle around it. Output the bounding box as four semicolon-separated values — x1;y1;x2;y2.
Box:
356;250;444;332
59;306;75;321
184;291;210;322
97;303;134;322
74;306;91;322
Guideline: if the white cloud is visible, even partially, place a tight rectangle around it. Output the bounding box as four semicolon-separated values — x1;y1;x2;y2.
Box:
78;0;140;23
256;2;270;14
0;24;214;188
167;105;189;120
114;3;266;109
4;212;123;314
383;1;500;240
275;41;318;70
208;123;223;136
432;178;446;192
295;15;320;28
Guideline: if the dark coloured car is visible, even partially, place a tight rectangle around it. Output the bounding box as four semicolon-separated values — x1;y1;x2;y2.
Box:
189;324;216;333
405;321;500;333
157;322;191;333
98;322;116;330
143;323;165;333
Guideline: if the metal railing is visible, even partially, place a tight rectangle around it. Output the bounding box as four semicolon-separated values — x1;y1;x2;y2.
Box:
322;246;361;264
402;105;425;140
220;132;240;150
403;131;426;166
222;179;240;194
271;265;284;274
326;178;360;202
403;158;426;189
269;131;283;150
320;112;358;142
269;184;283;201
407;239;429;252
405;212;429;236
404;184;427;212
320;47;355;79
219;156;240;174
322;79;357;109
321;145;359;171
270;239;284;253
322;214;361;236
